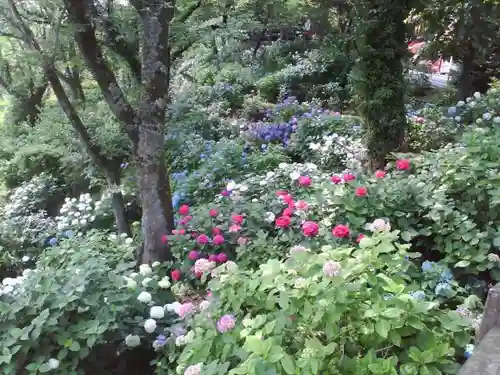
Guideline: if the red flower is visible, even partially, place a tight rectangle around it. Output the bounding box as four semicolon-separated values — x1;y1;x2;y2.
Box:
331;175;342;184
229;224;241;232
355;186;368;197
276;190;288;197
295;200;309;211
213;234;225;245
282;194;294;205
216;253;228;263
332;224;350;238
208;254;218;262
343;173;356;182
172;229;185;235
356;234;365;243
171;269;181;281
209;209;218;217
188;250;200;261
298;175;312;187
416;117;424;123
302;221;319;237
276;216;292;228
161;234;168;244
221;190;230;197
375;170;386;178
196;234;209;245
194;271;203;279
179;215;193;225
178;204;190;216
231;214;244;225
212;227;222;235
283;207;294;217
396;159;411;170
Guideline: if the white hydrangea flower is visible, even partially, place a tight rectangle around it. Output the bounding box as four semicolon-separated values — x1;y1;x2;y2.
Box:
264;212;275;223
125;334;141;347
139;264;152;276
158;276;171;289
124;277;137;290
137;291;152;303
47;358;60;370
150;306;165;319
144;318;157;333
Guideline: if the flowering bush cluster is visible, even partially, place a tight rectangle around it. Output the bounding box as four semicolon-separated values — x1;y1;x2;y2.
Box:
173;231;472;375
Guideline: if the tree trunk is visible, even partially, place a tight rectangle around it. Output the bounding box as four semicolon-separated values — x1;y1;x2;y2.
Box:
12;80;48;126
136;0;175;263
458;46;474;100
104;166;130;235
62;0;176;263
351;0;409;170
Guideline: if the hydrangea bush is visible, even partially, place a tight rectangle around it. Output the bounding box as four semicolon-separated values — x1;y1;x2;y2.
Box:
171;230;472;375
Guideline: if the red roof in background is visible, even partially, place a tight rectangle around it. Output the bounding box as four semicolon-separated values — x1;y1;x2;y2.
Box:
408;41;426;54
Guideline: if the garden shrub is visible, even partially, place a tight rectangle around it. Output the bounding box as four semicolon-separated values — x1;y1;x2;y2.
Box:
171;230;471;375
0;230;179;375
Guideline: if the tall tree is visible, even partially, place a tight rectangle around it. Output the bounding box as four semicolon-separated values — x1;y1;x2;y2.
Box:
1;0;131;235
62;0;175;263
350;0;409;169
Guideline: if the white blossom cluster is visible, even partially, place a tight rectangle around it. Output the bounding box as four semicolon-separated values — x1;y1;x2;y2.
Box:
0;268;36;297
2;175;55;218
55;194;100;231
308;133;366;170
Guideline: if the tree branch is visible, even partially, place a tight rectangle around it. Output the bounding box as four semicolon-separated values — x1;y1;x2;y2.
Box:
174;0;201;23
97;12;141;81
62;0;138;144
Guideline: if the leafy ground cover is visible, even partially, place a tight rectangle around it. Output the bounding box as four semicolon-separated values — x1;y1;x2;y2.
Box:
2;82;500;374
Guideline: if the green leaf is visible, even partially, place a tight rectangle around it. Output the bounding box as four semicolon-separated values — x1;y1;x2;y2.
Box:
382;308;404;319
243;336;263;354
454;260;470;268
280;354;295;375
267;345;284;363
375;319;390;338
69;341;81;351
494;236;500;247
38;363;51;373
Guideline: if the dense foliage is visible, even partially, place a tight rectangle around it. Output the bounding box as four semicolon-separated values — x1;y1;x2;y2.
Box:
0;0;498;374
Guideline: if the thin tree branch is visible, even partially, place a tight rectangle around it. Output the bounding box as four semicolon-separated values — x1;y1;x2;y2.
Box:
62;0;138;144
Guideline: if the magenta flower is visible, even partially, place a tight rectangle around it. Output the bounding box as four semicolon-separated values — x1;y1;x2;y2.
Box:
216;314;236;333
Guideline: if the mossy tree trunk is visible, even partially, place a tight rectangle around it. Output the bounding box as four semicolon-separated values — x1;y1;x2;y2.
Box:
350;0;409;170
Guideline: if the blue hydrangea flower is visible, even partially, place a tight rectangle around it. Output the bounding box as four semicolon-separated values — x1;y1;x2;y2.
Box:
409;290;426;300
48;237;57;246
421;260;435;272
464;344;474;359
65;230;74;238
435;282;453;297
439;268;453;282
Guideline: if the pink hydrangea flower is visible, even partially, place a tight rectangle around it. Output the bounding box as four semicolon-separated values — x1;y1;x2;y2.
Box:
188;250;200;261
194;258;216;274
229;224;241;232
323;260;342;277
302;221;319;237
298;176;311;187
178;302;195;318
196;234;209;245
295;200;309;211
213;234;225;245
178;205;190;216
216;314;236;333
216;253;228;263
